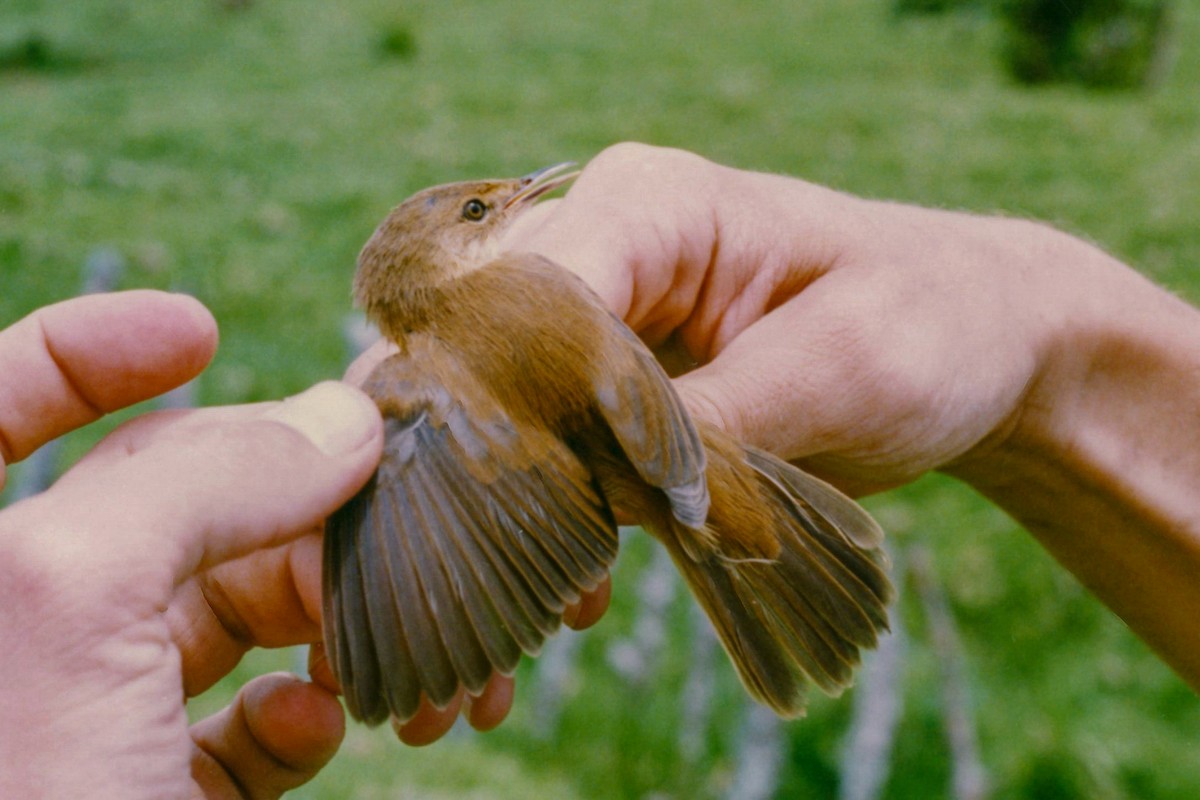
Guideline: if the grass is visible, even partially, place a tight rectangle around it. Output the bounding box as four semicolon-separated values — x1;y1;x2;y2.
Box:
3;0;1199;797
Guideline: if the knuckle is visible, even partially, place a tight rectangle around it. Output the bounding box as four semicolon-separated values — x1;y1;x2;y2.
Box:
588;142;715;193
591;141;663;171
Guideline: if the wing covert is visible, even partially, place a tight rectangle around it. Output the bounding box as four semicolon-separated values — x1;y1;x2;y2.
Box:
591;314;710;528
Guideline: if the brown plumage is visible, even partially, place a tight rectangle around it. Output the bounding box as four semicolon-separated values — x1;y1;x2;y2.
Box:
323;163;892;728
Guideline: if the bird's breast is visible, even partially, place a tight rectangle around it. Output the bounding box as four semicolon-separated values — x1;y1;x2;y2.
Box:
426;262;611;434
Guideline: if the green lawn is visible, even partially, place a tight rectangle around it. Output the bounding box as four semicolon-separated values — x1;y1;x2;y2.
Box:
3;1;1199;798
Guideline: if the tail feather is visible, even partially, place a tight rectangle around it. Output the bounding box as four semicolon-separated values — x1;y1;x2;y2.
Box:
748;450;892;638
658;532;808;714
652;438;893;718
747;446;891;608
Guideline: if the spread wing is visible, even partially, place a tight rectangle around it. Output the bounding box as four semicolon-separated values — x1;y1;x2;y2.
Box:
323;348;617;726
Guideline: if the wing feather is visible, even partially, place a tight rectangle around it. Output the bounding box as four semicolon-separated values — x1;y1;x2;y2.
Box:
323;350;618;725
324;482;388;722
420;445;561;649
591;315;710;528
373;468;460;708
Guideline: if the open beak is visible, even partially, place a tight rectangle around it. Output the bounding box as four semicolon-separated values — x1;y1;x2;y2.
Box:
503;162;580;210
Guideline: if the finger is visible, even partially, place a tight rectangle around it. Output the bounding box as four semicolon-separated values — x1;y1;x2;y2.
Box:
308;641;340;695
21;381;382;595
563;575;611;630
504;143;722;333
501;190;633;316
191;672;345;798
344;337;398;387
462;673;514;732
670;272;942;490
0;290;216;480
672;286;859;456
392;690;464;746
169;532;326;698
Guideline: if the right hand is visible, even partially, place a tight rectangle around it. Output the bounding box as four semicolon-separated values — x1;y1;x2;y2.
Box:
503;142;1111;495
504;144;1200;691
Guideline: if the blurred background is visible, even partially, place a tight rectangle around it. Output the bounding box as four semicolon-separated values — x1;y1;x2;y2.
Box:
2;0;1198;797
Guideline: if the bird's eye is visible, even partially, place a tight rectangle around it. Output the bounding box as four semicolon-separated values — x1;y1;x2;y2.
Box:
461;199;488;221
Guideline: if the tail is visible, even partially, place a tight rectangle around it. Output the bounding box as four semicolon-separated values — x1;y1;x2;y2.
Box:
652;425;893;718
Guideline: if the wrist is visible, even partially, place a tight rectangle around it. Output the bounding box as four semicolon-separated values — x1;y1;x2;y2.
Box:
947;229;1200;686
960;228;1200;524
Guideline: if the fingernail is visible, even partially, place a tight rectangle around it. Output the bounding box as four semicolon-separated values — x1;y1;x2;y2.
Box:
268;381;379;457
460;693;474;720
562;600;581;628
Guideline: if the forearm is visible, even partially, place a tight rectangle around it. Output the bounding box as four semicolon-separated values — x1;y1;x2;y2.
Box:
701;164;1200;683
948;228;1200;689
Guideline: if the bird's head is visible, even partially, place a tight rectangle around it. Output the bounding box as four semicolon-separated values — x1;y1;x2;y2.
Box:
353;162;578;327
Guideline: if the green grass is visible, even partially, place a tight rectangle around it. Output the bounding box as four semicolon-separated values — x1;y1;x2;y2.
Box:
3;0;1199;797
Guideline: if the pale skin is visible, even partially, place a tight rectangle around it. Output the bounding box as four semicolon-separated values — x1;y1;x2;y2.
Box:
4;141;1197;795
0;291;382;798
0;291;603;797
501;142;1200;690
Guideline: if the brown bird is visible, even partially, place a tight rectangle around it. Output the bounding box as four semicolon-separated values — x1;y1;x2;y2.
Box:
323;163;892;729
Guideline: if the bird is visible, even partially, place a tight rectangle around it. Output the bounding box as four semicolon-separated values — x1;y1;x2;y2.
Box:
322;162;893;730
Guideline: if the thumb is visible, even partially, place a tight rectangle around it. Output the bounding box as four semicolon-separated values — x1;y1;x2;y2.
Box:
32;381;383;590
669;282;910;494
671;297;860;455
502;196;636;318
502;144;724;326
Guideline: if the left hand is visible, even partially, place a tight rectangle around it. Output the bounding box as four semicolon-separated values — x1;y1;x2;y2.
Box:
0;291;383;798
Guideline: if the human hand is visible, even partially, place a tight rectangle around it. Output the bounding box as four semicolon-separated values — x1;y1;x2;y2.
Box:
501;142;1108;495
501;144;1200;689
0;290;383;798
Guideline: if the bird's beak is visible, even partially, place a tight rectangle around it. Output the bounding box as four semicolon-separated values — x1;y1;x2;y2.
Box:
503;162;580;210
